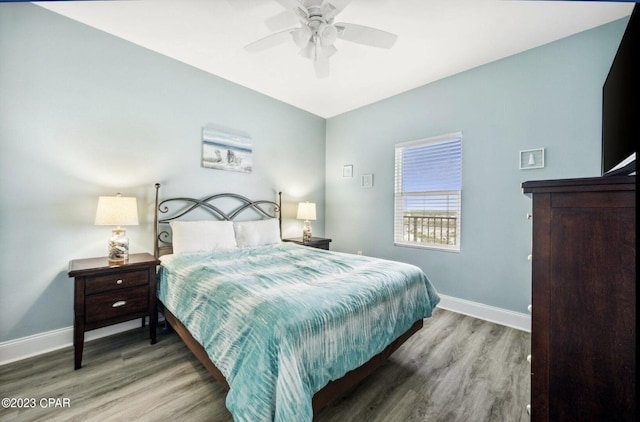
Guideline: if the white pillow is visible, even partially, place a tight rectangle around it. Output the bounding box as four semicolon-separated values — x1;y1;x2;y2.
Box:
170;220;237;254
234;219;281;248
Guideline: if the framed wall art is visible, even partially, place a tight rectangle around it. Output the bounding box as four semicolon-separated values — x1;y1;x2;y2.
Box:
202;126;253;173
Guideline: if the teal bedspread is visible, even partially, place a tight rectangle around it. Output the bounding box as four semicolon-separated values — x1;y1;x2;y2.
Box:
157;242;439;421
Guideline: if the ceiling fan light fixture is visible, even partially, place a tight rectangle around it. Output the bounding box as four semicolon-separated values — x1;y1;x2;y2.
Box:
299;40;315;59
292;25;312;49
318;23;338;46
318;43;337;59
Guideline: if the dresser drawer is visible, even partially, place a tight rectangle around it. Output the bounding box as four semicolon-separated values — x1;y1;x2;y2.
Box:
85;269;148;294
85;285;149;323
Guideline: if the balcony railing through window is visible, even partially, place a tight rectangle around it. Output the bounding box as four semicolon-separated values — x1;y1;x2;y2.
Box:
402;214;457;246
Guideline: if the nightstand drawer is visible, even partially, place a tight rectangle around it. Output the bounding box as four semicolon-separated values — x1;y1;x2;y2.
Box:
85;285;149;323
310;243;330;250
85;269;148;295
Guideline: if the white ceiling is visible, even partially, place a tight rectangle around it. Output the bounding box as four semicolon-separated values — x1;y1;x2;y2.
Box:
34;0;634;118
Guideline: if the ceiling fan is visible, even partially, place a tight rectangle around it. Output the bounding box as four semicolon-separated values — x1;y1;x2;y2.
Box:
244;0;398;78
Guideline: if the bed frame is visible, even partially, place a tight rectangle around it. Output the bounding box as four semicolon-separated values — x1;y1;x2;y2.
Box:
153;183;423;414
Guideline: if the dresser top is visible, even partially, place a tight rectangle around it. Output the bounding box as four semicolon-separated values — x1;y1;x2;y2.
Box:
522;175;635;194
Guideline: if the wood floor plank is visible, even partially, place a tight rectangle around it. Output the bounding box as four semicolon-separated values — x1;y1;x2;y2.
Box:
0;309;530;421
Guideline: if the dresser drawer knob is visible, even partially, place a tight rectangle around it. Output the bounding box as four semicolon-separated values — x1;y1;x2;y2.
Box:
528;304;532;312
116;279;123;285
526;404;531;415
527;354;532;363
111;300;127;308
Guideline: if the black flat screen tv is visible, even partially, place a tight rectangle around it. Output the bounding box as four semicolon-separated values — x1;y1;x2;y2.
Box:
602;3;638;176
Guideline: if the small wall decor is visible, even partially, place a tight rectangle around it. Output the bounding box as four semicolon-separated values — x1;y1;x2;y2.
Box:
519;148;545;170
361;174;373;188
202;126;253;173
342;164;353;178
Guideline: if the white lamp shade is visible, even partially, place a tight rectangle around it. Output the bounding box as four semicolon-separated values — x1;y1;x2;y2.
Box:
95;195;139;226
296;202;316;221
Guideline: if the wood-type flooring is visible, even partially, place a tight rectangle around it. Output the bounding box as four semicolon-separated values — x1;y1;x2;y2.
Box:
0;308;531;422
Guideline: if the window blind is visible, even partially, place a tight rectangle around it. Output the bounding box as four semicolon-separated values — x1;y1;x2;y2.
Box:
394;132;462;251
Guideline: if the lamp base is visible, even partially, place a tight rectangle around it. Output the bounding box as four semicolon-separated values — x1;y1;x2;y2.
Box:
108;228;129;263
302;220;312;243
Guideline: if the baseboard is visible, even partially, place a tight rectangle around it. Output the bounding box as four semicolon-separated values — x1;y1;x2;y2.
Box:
1;296;530;367
437;294;531;332
0;318;151;366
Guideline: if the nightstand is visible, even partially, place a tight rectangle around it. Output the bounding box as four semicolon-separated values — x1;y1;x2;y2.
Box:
283;237;332;250
68;253;160;369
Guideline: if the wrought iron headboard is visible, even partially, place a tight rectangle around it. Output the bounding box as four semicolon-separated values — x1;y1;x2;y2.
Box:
153;183;282;257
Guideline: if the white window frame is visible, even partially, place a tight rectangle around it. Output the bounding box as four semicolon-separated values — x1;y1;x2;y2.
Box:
394;132;462;252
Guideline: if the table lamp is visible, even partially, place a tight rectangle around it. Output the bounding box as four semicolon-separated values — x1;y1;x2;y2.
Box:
95;193;139;263
296;201;316;243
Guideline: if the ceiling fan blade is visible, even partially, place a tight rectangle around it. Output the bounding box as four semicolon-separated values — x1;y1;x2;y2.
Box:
265;10;300;32
322;0;353;21
314;56;330;78
335;22;397;49
315;39;335;78
272;0;308;20
244;28;296;53
225;0;264;11
272;0;300;10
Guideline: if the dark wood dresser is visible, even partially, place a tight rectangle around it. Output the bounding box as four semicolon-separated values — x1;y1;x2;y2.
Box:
68;253;160;369
522;176;636;421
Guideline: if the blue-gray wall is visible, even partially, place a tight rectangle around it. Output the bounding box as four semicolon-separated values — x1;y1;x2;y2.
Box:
325;18;628;314
0;4;326;342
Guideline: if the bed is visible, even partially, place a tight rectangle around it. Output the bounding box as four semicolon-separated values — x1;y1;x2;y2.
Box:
153;184;440;421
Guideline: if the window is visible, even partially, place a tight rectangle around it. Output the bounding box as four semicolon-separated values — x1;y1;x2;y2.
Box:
394;132;462;251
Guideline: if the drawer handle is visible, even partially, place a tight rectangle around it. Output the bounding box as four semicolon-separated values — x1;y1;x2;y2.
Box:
116;279;123;285
527;354;532;364
112;300;127;308
528;304;532;312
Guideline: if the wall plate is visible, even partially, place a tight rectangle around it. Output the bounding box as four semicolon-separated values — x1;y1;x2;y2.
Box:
520;148;544;170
